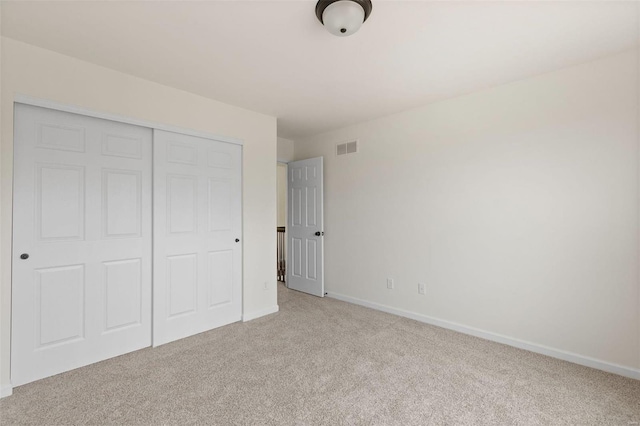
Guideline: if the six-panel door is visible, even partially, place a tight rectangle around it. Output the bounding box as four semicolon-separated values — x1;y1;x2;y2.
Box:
152;130;242;346
287;157;324;297
11;104;153;386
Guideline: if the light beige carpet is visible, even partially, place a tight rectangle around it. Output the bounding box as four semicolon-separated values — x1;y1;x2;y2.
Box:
1;283;639;425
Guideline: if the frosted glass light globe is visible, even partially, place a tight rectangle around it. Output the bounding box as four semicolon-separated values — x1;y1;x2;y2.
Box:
322;0;365;37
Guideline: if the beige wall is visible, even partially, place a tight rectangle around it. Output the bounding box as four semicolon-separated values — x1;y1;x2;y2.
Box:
277;137;295;163
0;37;278;391
295;50;640;375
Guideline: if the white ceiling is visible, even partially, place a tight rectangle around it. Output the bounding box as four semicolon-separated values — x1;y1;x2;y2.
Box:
1;1;638;139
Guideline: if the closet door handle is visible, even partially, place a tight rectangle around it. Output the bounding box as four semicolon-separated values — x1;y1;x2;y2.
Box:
235;238;240;243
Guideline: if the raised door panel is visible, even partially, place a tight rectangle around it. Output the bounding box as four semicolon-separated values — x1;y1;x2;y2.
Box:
102;170;141;238
37;123;86;152
101;134;142;159
291;167;303;182
167;254;198;318
307;240;317;280
103;259;142;332
208;250;233;308
168;143;198;165
306;187;317;226
167;175;198;234
36;264;85;348
208;178;232;232
37;164;85;241
207;150;232;169
306;165;317;179
291;238;303;278
291;187;303;227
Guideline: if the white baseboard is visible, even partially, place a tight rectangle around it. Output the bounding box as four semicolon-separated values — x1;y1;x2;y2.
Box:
1;383;13;398
326;291;640;381
243;305;279;322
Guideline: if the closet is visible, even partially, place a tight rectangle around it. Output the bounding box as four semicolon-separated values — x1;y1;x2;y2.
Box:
11;103;242;386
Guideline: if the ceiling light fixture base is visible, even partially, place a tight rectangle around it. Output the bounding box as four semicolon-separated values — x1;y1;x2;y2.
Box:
315;0;373;37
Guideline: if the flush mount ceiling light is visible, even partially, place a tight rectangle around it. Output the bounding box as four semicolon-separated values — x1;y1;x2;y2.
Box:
315;0;373;37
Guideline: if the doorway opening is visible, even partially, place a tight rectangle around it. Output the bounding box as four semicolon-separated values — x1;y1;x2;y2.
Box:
277;162;287;284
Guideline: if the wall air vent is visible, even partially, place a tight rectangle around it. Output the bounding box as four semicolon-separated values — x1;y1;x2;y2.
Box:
336;140;358;156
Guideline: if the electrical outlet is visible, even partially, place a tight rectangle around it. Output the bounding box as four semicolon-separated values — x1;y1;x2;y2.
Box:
418;283;426;295
387;278;394;289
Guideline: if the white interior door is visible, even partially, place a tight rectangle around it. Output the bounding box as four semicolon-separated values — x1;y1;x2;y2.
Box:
287;157;324;297
153;130;242;346
12;104;152;386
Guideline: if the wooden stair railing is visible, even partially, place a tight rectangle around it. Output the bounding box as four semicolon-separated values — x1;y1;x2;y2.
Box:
277;227;286;282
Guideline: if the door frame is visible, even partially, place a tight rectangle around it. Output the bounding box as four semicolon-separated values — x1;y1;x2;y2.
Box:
10;95;245;386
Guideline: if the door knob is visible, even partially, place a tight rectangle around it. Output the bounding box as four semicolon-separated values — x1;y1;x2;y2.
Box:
20;253;29;260
314;232;324;236
235;238;240;243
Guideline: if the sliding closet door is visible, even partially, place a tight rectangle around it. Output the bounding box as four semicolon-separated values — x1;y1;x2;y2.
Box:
12;104;152;386
153;130;242;346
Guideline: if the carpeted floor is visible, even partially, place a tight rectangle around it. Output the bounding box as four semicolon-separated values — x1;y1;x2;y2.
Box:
1;283;639;425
